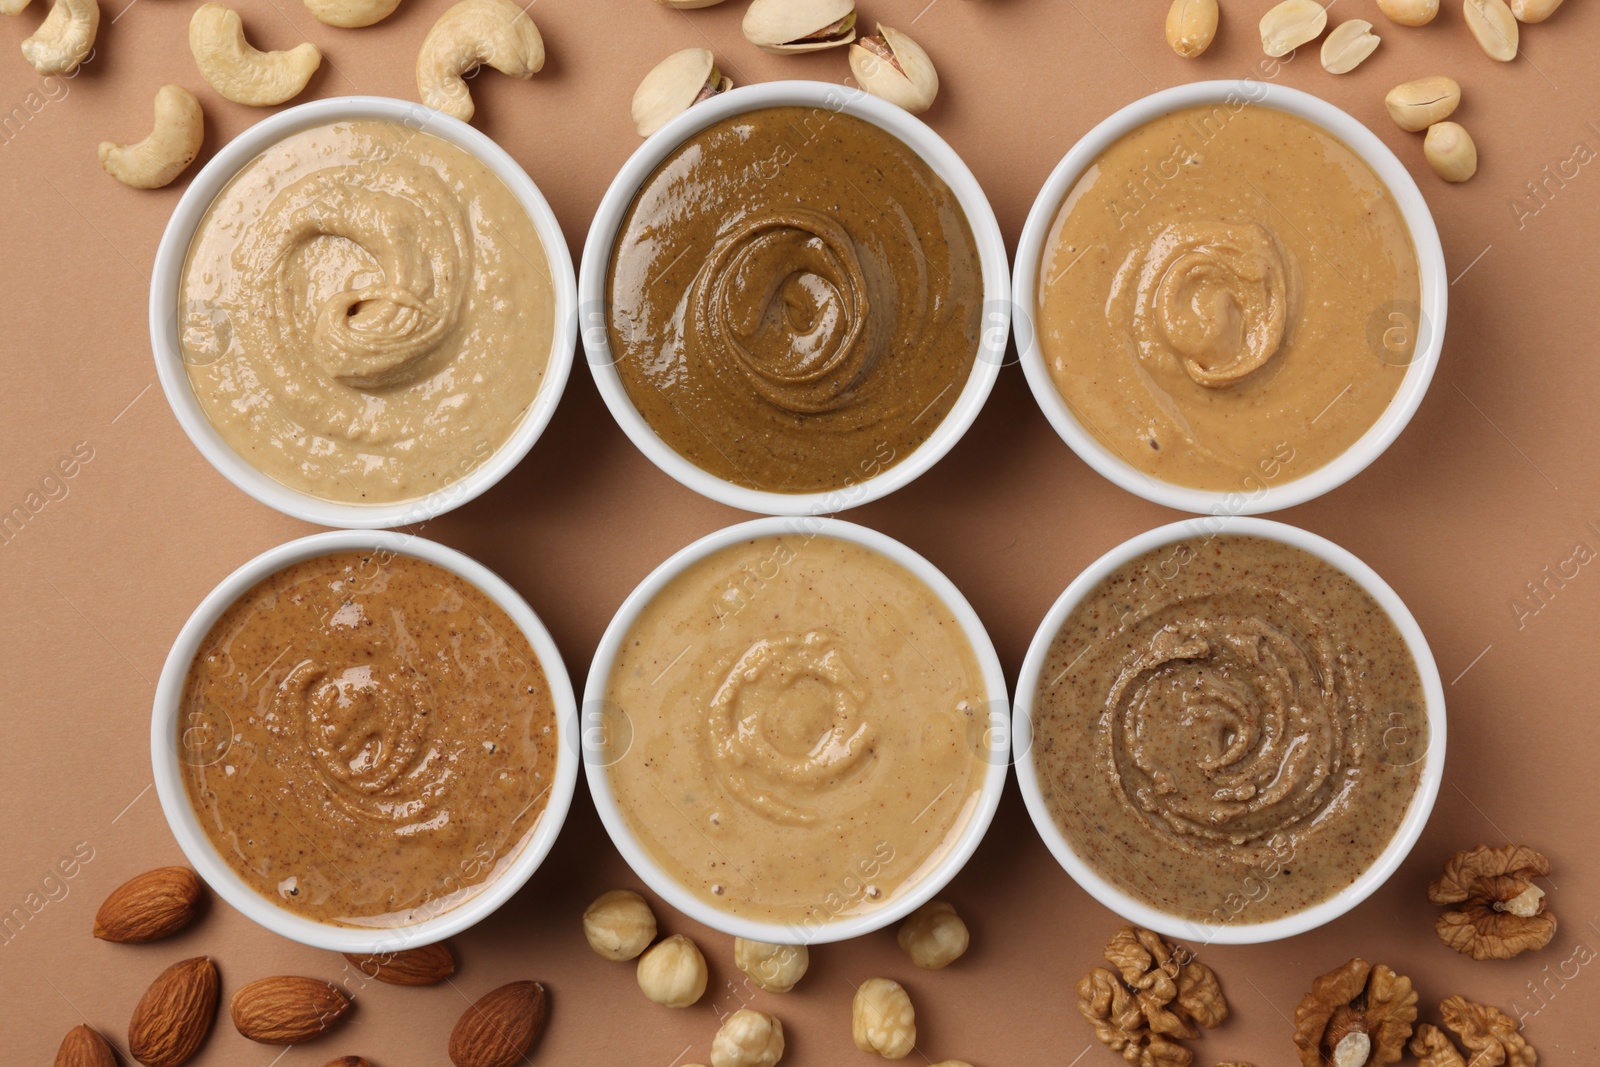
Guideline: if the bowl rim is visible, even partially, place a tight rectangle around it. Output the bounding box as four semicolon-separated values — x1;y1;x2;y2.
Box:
1011;515;1447;945
149;530;581;952
578;79;1011;517
1012;79;1449;516
148;95;579;530
581;515;1012;944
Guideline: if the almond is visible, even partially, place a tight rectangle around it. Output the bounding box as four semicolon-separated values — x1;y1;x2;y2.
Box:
94;867;203;943
448;981;547;1067
128;956;219;1067
322;1058;374;1067
231;975;353;1045
344;942;455;986
55;1024;118;1067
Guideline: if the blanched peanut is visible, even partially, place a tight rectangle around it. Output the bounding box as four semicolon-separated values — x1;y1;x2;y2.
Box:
1509;0;1561;20
1425;121;1478;182
1463;0;1518;61
1165;0;1218;59
1385;76;1461;132
1376;0;1438;25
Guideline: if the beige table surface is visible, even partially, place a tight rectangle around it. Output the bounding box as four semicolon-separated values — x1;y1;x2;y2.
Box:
3;0;1598;1063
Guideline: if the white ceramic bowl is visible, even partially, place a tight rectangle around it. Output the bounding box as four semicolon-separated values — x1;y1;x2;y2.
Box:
1013;516;1446;944
1013;81;1448;515
150;530;580;952
583;516;1011;943
579;81;1010;517
150;96;578;529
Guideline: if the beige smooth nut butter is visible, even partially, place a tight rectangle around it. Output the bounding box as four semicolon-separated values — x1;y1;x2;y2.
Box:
599;534;988;927
1034;104;1420;492
1029;535;1428;925
178;119;556;504
179;550;558;926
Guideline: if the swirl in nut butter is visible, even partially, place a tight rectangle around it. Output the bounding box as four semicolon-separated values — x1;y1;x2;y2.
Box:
180;551;557;927
607;106;983;493
178;120;556;504
1032;535;1427;925
602;535;988;925
1036;104;1419;490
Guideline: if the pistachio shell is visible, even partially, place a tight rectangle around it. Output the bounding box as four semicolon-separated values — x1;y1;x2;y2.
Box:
848;23;937;114
742;0;856;53
632;47;729;138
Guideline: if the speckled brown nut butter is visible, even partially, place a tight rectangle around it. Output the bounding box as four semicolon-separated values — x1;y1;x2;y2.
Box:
1030;535;1427;925
179;551;557;926
607;106;983;493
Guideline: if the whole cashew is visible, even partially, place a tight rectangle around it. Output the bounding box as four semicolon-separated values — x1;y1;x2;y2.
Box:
20;0;98;75
189;3;321;106
303;0;400;29
99;84;205;189
416;0;543;123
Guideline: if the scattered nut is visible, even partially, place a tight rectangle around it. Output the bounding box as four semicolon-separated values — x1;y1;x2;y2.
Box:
1438;997;1536;1067
1078;926;1228;1067
1079;967;1191;1067
1321;19;1380;73
897;900;969;970
448;981;547;1067
636;933;708;1008
231;976;352;1045
128;956;220;1067
1428;844;1554;958
742;0;856;54
98;85;204;189
94;865;204;941
321;1059;374;1067
733;938;809;993
853;978;916;1059
303;0;400;28
1424;121;1478;182
1165;0;1219;59
19;0;98;75
0;0;31;15
1410;1024;1468;1067
583;889;657;961
416;0;543;122
1259;0;1328;58
1463;0;1518;61
344;943;456;985
1291;959;1417;1067
1385;76;1461;132
655;0;728;7
1376;0;1439;24
848;23;938;114
1509;0;1562;21
632;48;730;138
189;4;320;106
711;1009;785;1067
55;1024;118;1067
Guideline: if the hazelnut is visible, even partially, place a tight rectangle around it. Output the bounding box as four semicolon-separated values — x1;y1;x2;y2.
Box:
711;1008;785;1067
733;939;809;993
636;933;708;1008
852;977;916;1059
897;900;969;970
583;889;657;961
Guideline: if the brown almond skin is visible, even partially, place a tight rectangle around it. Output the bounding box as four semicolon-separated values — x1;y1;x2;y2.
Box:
55;1024;119;1067
94;867;203;943
343;942;455;986
128;956;219;1067
322;1058;374;1067
448;981;547;1067
231;975;353;1045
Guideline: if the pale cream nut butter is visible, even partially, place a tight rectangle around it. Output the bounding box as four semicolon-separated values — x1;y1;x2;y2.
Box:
179;119;555;504
601;534;988;927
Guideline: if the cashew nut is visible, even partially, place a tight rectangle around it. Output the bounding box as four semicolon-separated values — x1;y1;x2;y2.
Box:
416;0;543;123
303;0;400;28
98;84;204;189
19;0;98;75
189;4;321;106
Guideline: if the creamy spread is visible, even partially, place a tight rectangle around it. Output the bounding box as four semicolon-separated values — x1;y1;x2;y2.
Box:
180;551;558;926
179;119;555;504
1030;535;1428;925
601;534;989;928
607;106;983;494
1035;104;1420;491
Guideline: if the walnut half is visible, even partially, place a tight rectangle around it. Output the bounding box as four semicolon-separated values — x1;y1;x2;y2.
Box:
1076;926;1229;1067
1291;959;1418;1067
1438;996;1538;1067
1428;845;1557;960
